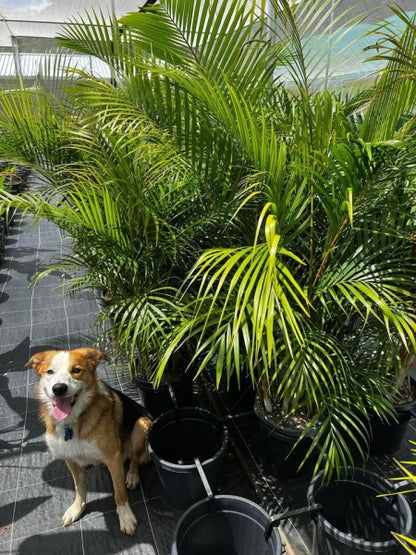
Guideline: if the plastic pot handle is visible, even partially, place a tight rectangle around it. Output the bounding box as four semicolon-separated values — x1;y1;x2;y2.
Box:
221;411;256;423
264;503;322;541
168;383;179;409
194;457;215;504
168;382;181;421
393;479;415;492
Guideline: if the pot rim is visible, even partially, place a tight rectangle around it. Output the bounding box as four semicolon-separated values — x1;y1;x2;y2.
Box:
171;494;282;553
307;467;413;549
147;406;229;470
254;402;316;438
133;374;192;388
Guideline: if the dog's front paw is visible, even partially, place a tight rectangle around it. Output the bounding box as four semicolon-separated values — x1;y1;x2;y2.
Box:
126;470;139;490
62;501;86;527
117;503;137;535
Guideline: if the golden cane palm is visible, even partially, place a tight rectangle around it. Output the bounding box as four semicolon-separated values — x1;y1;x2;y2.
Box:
0;0;415;477
113;0;416;477
0;74;212;373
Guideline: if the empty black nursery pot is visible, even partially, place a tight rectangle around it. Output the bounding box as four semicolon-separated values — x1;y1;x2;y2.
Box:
172;495;282;555
147;407;228;509
307;467;413;554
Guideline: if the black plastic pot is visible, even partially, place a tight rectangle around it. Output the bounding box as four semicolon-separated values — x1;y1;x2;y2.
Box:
0;214;6;235
369;405;412;455
172;494;282;555
207;368;255;414
172;457;321;555
255;404;315;479
307;467;413;554
369;384;416;455
134;374;193;418
147;407;228;509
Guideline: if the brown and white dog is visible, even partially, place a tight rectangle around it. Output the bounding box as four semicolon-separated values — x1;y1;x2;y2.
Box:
26;348;152;535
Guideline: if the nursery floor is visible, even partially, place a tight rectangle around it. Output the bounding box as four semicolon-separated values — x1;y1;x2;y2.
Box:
0;173;415;554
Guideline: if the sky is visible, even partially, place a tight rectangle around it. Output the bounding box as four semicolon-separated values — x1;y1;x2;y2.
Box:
0;0;50;8
0;0;143;19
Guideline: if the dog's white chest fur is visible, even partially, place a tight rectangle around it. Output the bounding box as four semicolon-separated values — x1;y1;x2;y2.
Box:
47;429;103;466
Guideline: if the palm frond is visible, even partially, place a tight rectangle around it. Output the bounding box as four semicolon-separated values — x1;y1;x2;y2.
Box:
361;8;416;140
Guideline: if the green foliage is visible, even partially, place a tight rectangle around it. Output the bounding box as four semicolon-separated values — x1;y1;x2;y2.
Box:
0;79;216;374
0;0;415;478
380;448;416;553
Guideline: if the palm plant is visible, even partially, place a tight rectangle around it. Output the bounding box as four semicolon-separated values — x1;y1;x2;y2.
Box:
0;54;219;376
0;0;415;477
112;0;415;476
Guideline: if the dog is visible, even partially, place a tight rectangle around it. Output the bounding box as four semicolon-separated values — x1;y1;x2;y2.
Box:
26;348;152;535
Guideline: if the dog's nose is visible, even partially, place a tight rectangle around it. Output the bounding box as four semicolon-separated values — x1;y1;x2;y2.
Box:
52;383;68;397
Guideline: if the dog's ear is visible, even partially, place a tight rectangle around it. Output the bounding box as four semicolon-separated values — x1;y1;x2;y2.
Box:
77;348;110;369
25;352;49;374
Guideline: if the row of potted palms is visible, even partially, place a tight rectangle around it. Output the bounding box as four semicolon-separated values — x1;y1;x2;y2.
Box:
0;163;29;259
0;0;415;481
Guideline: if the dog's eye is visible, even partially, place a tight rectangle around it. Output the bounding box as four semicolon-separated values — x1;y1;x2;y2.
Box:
72;367;82;374
47;369;54;375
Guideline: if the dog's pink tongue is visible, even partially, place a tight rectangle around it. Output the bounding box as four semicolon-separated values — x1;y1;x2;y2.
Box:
53;398;72;420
